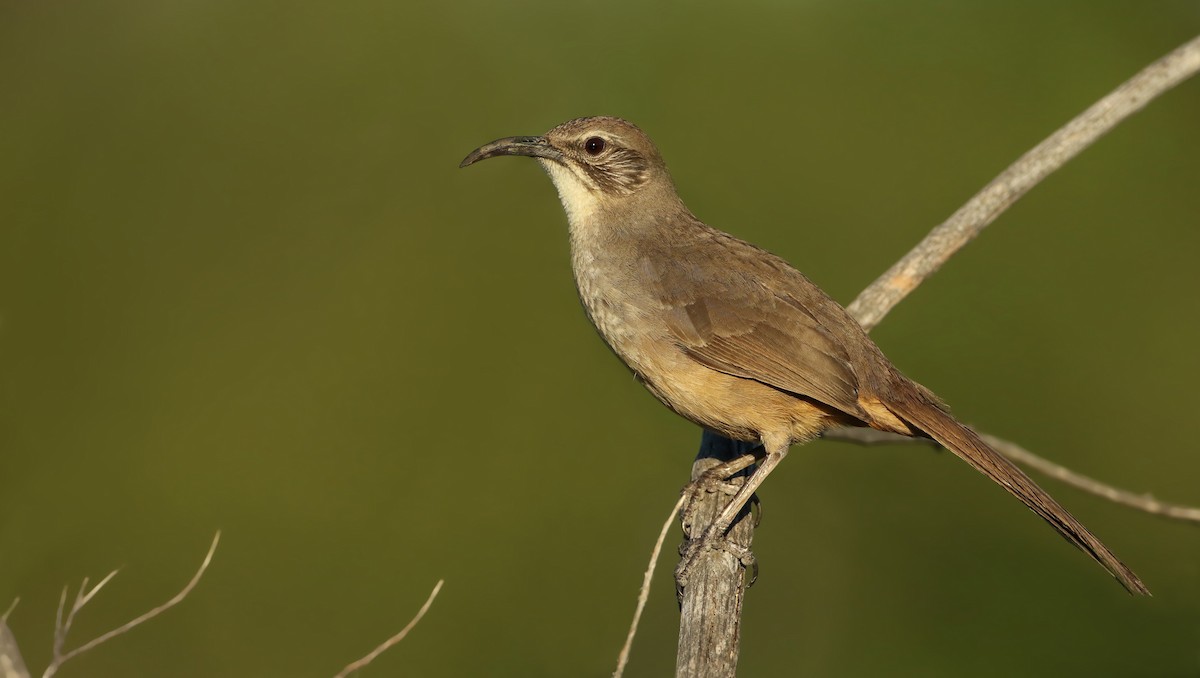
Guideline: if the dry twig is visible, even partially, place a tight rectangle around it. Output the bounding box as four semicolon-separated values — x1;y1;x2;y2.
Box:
613;495;686;678
333;579;444;678
823;427;1200;524
42;532;221;678
847;33;1200;331
832;32;1200;527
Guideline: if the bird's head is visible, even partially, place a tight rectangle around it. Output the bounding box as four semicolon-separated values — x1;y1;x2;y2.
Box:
460;116;678;227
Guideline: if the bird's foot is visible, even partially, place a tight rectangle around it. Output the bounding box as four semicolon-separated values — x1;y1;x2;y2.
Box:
679;473;737;536
674;528;758;598
678;460;760;536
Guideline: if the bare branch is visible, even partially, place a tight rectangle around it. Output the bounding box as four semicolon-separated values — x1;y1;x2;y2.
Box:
334;579;444;678
0;601;17;625
834;35;1200;521
823;427;1200;524
847;34;1200;331
48;568;120;675
978;434;1200;523
614;495;686;678
42;531;220;678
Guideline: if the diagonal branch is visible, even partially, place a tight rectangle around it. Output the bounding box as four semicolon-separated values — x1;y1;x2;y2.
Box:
847;33;1200;332
613;496;686;678
334;579;445;678
836;33;1200;525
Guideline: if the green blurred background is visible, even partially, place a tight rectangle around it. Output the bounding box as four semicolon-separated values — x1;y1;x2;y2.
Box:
2;1;1199;676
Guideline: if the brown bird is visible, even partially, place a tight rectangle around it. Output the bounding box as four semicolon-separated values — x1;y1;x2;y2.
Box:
460;116;1148;595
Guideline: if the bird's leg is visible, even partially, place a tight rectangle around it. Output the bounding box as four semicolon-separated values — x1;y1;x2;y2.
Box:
678;450;762;537
709;446;786;535
676;441;789;590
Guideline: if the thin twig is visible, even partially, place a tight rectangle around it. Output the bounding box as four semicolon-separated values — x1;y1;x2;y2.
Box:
847;34;1200;332
979;433;1200;523
48;568;119;674
614;495;686;678
334;579;444;678
42;531;221;678
0;600;17;625
823;427;1200;524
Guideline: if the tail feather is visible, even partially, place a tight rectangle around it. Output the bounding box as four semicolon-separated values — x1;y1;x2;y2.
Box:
888;392;1149;596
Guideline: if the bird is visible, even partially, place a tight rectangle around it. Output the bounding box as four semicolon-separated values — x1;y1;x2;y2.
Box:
459;115;1148;595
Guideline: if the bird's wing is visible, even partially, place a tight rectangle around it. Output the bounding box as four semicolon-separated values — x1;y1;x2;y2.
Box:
661;272;866;420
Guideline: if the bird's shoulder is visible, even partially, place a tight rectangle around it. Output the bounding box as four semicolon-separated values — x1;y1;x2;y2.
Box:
638;221;850;326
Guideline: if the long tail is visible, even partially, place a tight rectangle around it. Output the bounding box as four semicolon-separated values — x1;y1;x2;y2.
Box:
886;390;1149;595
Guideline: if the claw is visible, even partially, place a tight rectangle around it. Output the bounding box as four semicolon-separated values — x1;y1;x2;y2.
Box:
749;493;762;528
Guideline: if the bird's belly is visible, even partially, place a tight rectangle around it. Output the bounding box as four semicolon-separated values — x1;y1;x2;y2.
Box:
632;344;834;443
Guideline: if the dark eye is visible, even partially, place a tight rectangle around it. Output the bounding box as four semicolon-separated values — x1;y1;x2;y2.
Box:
584;136;606;155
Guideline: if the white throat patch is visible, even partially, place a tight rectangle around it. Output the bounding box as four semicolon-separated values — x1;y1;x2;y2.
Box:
539;159;602;228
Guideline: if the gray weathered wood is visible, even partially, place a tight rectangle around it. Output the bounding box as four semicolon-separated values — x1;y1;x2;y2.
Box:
675;432;759;678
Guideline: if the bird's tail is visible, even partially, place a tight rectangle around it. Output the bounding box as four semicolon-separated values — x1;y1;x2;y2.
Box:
886;390;1149;595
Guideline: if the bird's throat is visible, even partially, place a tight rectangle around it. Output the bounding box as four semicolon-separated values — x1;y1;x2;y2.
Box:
539;159;604;231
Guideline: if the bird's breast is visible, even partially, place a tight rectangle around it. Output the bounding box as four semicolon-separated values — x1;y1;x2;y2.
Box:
568;221;698;383
571;248;638;351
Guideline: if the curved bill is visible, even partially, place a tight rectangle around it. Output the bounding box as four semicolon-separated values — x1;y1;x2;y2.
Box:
459;136;564;168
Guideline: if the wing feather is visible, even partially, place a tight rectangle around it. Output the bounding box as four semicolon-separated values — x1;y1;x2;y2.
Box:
664;289;865;419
